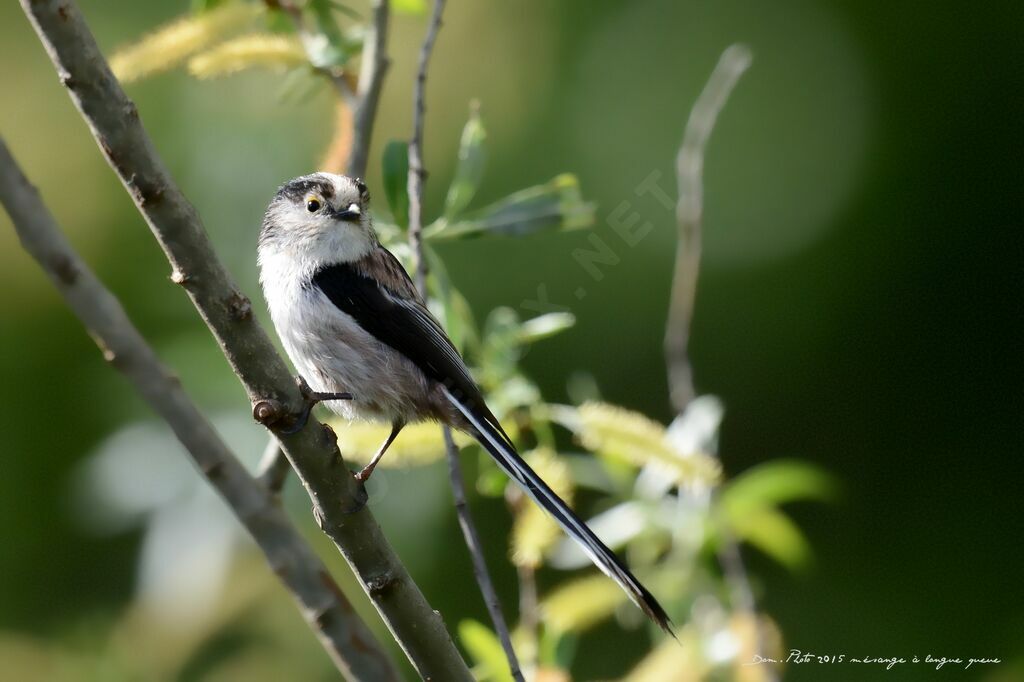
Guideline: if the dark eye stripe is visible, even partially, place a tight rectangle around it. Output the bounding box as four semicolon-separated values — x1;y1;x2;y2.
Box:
278;178;335;202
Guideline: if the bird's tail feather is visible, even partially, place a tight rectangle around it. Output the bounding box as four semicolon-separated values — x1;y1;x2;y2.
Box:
443;388;674;634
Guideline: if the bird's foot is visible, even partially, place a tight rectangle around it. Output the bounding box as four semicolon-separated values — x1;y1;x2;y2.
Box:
280;375;353;435
341;478;369;514
353;462;377;483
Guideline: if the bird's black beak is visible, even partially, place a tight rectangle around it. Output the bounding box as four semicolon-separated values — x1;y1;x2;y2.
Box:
334;203;362;222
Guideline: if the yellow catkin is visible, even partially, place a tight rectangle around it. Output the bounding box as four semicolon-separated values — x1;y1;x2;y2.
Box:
573;402;721;487
541;573;627;633
511;449;574;567
324;419;470;468
110;2;263;83
188;34;307;79
621;632;704;682
729;613;783;682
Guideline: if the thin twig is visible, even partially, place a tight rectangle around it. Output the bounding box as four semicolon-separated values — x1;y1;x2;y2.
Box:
516;563;539;661
407;0;445;293
0;138;397;682
666;45;752;412
20;3;471;679
666;44;775;678
404;3;522;680
348;0;390;178
256;437;291;495
445;429;525;682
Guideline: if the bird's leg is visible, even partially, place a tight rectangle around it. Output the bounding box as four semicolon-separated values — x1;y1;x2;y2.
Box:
280;375;353;435
355;422;404;482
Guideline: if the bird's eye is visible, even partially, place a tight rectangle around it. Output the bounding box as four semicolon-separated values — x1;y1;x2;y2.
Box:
306;197;322;212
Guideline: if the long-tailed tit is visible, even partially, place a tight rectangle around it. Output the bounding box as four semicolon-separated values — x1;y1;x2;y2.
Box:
258;172;671;632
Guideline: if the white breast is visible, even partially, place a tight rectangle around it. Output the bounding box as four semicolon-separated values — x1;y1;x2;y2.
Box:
258;250;428;425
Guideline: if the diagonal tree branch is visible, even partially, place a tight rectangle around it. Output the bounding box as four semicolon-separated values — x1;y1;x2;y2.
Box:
257;438;291;495
19;2;471;679
0;137;398;682
404;2;523;680
666;44;752;413
665;44;776;679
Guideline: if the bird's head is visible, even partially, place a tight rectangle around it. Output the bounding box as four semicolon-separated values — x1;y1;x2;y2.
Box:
259;172;376;268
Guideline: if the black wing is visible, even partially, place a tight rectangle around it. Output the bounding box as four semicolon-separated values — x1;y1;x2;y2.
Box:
314;256;674;634
311;259;505;435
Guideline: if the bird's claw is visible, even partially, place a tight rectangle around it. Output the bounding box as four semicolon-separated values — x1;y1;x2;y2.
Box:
353;463;375;483
342;476;368;514
279;375;353;435
279;405;312;435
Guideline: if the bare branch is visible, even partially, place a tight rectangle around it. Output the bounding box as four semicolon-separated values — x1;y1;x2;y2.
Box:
19;2;471;678
403;3;522;679
0;138;398;682
407;0;445;292
348;0;390;177
445;429;525;682
665;44;774;678
666;44;752;412
257;437;291;495
516;563;539;668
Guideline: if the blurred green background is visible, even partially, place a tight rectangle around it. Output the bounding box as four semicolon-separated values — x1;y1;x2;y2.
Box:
1;0;1021;680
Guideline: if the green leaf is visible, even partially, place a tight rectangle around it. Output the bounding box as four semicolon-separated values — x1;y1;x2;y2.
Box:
325;0;362;20
429;174;595;240
562;452;618;494
728;507;813;572
480;307;520;367
518;312;575;344
544;574;628;633
275;65;321;104
444;108;487;220
426;258;461;344
475;462;508;497
440;286;475;352
392;0;428;15
370;219;402;244
487;376;541;422
381;141;410;229
721;459;838;518
263;7;296;34
458;620;514;682
424;247;479;352
540;626;579;669
191;0;228;13
306;0;351;67
717;460;833;573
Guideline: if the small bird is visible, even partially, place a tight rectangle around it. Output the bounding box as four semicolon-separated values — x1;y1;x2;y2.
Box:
258;172;671;632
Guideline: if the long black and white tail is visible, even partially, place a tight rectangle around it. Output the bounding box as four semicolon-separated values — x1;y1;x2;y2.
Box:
443;388;673;634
